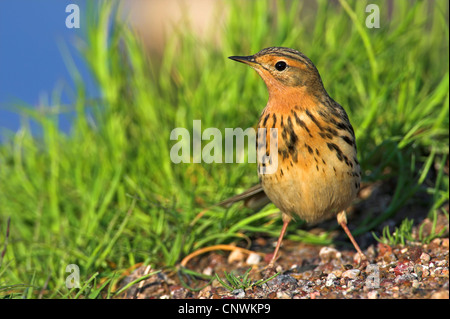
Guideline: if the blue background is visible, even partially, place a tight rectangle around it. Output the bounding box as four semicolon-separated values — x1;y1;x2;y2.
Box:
0;0;94;142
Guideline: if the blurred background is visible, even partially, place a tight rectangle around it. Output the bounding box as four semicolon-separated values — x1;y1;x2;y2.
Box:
0;0;225;140
0;0;88;139
0;0;448;298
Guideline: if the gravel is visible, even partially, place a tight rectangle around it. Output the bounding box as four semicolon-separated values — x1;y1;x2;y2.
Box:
120;211;448;299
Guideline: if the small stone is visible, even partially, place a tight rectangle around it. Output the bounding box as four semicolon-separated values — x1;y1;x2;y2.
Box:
366;245;377;258
313;270;323;277
325;273;337;287
431;238;443;246
310;291;320;299
353;252;363;264
420;252;431;263
395;273;416;284
431;290;449;299
401;247;408;254
203;266;213;276
268;274;298;288
431;267;449;277
359;186;373;199
319;247;342;263
170;286;189;299
246;253;261;265
255;237;267;246
414;265;424;279
228;249;244;264
231;288;245;299
331;269;343;278
412;280;420;289
394;262;410;276
276;291;291;299
342;269;360;279
377;242;393;256
422;267;430;277
367;290;378;299
382;252;398;264
198;286;213;299
436;259;447;267
409;246;423;262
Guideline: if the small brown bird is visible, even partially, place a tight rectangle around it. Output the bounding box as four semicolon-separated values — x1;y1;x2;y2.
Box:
224;47;366;270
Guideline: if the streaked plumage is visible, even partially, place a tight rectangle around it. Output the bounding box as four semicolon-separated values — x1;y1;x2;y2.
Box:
226;47;366;269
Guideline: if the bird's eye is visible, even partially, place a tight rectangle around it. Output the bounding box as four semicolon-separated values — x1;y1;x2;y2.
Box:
275;61;287;71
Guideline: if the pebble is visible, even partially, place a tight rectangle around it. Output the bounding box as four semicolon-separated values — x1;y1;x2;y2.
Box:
431;267;449;277
367;290;378;299
170;286;189;299
431;238;443;246
353;252;364;264
395;273;416;283
198;286;213;299
326;273;337;287
319;247;341;263
203;266;213;276
331;269;343;278
271;274;298;286
310;291;320;299
276;291;291;299
228;249;244;264
414;264;426;279
436;259;447;267
420;252;431;263
431;291;449;299
394;262;410;276
342;269;360;279
246;253;261;265
231;289;245;299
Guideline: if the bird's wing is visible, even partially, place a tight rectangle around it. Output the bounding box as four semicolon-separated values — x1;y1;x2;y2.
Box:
218;184;271;209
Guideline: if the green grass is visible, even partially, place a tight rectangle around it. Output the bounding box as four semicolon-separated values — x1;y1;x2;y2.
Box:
0;0;448;298
374;208;449;246
215;267;280;292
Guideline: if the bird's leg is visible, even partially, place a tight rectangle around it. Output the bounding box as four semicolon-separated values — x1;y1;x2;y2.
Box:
267;213;291;271
337;211;367;263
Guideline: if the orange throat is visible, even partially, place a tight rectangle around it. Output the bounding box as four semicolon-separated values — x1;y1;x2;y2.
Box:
265;85;319;114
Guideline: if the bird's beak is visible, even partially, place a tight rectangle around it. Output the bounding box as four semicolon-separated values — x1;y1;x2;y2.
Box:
228;55;258;66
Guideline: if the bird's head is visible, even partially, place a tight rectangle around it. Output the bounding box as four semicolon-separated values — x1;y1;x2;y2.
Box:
229;47;325;99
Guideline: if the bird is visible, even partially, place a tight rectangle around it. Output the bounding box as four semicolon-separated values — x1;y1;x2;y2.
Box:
223;47;366;270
